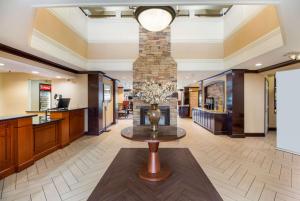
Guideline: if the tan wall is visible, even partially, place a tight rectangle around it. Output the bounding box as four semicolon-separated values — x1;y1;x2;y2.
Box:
0;73;49;116
267;75;276;128
189;89;199;117
0;74;4;114
88;43;138;60
224;5;280;57
118;87;124;104
244;73;265;133
51;74;88;109
172;43;224;59
33;8;87;58
0;73;87;116
103;78;114;126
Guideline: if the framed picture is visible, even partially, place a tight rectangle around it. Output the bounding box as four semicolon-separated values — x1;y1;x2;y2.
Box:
104;84;111;101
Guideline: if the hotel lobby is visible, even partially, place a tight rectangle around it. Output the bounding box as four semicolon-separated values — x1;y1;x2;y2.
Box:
1;0;300;200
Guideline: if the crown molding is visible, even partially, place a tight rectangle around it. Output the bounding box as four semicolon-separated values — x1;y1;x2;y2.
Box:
87;59;134;71
31;29;88;68
224;27;283;69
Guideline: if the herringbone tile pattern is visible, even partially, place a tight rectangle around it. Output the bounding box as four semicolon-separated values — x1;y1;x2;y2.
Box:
88;148;223;201
0;118;300;201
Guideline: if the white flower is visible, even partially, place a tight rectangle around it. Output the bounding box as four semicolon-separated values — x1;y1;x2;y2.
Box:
135;80;176;104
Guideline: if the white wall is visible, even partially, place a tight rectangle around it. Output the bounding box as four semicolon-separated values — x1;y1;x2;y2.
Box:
244;73;265;134
51;74;88;109
277;69;300;154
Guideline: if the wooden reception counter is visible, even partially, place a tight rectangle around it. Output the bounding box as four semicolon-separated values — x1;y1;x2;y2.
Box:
32;116;61;161
0;108;86;179
0;114;36;178
50;108;85;146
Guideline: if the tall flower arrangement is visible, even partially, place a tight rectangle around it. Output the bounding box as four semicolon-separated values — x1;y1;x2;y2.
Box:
136;80;176;104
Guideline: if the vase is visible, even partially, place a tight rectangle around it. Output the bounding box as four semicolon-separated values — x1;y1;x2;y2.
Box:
147;104;161;132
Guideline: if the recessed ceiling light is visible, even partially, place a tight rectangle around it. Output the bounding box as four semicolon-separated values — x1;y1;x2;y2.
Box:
32;71;39;74
255;63;262;67
0;63;4;66
284;52;300;61
56;76;62;79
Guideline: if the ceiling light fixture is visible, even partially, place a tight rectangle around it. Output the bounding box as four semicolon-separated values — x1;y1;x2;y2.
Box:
255;63;262;67
0;63;5;66
285;52;300;61
32;71;39;74
134;6;176;32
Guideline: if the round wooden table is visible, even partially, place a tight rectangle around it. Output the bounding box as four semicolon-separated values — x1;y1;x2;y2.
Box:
121;126;186;182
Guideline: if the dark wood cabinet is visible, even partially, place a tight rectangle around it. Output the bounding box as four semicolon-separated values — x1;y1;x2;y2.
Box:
226;70;245;137
0;120;16;178
192;108;228;135
88;74;104;135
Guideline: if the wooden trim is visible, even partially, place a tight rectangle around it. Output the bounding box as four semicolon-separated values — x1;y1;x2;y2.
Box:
268;127;277;131
201;69;248;82
79;71;105;75
229;134;245;138
112;79;118;125
0;43;78;74
199;59;300;83
245;133;265;137
258;59;300;73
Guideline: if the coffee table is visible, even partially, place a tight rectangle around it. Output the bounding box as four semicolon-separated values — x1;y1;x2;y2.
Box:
121;126;186;182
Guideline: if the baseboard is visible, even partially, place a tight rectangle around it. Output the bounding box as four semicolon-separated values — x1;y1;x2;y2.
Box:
103;122;114;130
0;166;16;180
16;159;34;172
276;147;300;156
245;133;265;137
229;134;245;138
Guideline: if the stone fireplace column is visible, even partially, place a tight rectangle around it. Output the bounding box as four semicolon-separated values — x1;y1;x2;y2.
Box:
133;26;177;126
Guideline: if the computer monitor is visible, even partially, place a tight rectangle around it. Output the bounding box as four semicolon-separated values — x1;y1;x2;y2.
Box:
57;98;70;109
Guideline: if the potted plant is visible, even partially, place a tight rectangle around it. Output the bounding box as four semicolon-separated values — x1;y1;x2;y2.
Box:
136;80;176;131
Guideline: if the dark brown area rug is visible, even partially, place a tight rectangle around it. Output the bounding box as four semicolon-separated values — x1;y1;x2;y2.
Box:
88;148;223;201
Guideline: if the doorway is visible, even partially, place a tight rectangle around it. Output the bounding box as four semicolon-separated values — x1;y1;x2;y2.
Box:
265;75;277;135
264;78;269;135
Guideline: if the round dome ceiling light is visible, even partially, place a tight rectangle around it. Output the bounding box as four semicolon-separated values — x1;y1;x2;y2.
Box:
134;6;176;32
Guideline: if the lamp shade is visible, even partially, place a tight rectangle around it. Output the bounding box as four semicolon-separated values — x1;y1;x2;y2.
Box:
135;6;176;32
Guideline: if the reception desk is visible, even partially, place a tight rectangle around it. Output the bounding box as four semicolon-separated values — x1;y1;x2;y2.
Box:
0;108;86;179
192;108;229;135
50;108;85;147
32;117;61;161
0;114;36;178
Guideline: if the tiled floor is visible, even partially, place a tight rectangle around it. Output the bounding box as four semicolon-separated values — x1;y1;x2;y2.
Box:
1;118;300;201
